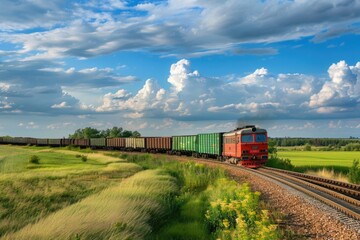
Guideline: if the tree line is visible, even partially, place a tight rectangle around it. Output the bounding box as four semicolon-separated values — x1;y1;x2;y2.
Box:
68;127;141;139
270;137;360;147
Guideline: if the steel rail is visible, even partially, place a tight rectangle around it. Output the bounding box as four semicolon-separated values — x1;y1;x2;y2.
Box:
254;167;360;221
263;167;360;200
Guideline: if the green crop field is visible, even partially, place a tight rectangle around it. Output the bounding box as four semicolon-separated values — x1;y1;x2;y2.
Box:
277;151;360;168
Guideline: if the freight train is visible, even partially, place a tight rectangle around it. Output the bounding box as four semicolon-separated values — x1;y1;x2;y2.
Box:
0;125;268;168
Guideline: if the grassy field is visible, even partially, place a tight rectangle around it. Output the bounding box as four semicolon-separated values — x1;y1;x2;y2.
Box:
0;145;142;237
277;151;360;167
275;150;360;182
0;145;282;239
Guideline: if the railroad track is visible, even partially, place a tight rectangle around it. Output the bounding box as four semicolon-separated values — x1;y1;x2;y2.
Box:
178;157;360;222
242;166;360;221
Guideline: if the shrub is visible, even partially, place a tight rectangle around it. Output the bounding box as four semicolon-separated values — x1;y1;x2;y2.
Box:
265;155;294;171
29;155;40;164
268;140;277;154
348;159;360;184
304;143;312;151
81;155;88;162
205;179;280;240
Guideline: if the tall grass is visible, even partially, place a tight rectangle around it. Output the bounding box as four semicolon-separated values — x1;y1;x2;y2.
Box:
0;145;142;237
123;154;226;239
5;170;178;240
305;168;349;183
124;154;279;239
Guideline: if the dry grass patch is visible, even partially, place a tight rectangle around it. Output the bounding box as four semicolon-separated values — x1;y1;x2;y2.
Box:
5;169;178;240
305;168;349;183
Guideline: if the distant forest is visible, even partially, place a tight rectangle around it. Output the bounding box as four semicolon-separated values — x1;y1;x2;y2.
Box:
270;137;360;148
68;127;141;139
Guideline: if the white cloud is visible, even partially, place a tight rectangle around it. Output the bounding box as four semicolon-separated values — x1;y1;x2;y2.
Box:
2;0;360;59
18;122;39;129
51;102;71;109
47;122;75;130
97;79;166;114
96;59;360;121
0;59;137;115
309;60;360;113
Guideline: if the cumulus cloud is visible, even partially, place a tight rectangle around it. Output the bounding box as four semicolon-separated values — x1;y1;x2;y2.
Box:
97;79;166;115
97;59;360;121
309;61;360;114
1;0;360;59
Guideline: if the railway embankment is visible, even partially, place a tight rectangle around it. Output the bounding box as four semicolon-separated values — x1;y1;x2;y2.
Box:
178;157;360;240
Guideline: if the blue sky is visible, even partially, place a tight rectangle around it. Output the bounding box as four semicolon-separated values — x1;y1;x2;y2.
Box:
1;0;360;138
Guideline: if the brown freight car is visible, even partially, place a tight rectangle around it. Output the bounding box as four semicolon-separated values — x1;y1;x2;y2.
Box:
73;139;90;147
145;137;172;153
61;138;74;147
106;138;126;150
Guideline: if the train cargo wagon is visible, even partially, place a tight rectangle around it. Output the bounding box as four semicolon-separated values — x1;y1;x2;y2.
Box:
145;137;172;152
74;139;90;147
61;138;74;146
90;138;106;148
1;137;12;144
107;138;126;149
48;139;61;146
197;133;223;158
172;135;197;155
24;137;37;145
125;138;145;150
37;138;48;146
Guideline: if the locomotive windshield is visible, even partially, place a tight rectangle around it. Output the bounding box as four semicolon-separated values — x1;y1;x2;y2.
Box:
241;135;253;143
255;134;266;142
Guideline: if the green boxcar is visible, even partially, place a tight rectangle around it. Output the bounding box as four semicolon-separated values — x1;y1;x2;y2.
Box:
197;133;223;156
172;135;197;152
90;138;106;147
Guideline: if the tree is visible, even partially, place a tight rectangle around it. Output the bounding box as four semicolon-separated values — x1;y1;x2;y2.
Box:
69;127;141;139
121;130;133;138
132;131;141;137
110;127;123;138
268;139;277;154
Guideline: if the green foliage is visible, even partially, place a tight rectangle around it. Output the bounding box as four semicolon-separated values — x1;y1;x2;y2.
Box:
348;159;360;184
68;126;141;139
268;139;277;154
205;179;280;240
265;155;294;171
75;154;88;162
29;155;40;164
343;143;360;151
304;143;312;151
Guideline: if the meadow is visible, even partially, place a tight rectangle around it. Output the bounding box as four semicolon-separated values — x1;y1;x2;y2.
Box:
275;150;360;182
277;151;359;168
0;145;281;239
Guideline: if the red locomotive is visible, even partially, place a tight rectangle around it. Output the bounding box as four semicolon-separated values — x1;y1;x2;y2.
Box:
222;125;268;168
